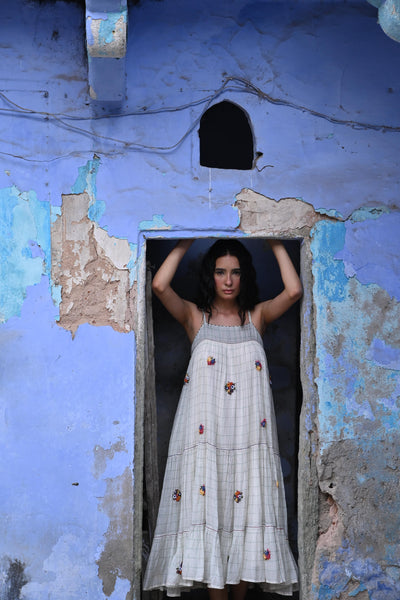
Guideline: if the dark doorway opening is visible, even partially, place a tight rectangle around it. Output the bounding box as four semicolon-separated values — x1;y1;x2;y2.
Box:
199;101;254;170
143;238;301;599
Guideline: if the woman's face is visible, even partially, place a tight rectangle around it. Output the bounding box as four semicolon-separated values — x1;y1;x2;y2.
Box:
213;254;241;302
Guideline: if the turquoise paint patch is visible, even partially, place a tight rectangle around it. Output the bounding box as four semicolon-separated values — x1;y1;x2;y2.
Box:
139;214;171;231
316;290;400;443
127;243;138;286
71;157;105;224
99;12;127;46
88;200;106;222
52;284;62;308
50;205;61;223
311;219;400;445
72;157;100;203
0;186;51;323
311;221;348;303
351;205;390;222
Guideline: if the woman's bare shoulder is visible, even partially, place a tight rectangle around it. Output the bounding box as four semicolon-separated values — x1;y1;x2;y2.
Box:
251;302;269;336
185;303;204;342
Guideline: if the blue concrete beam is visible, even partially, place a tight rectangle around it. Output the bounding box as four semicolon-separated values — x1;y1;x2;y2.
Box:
367;0;400;42
379;0;400;42
85;0;127;102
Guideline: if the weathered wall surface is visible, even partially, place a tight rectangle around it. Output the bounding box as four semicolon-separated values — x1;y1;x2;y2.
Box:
310;215;400;600
0;0;400;599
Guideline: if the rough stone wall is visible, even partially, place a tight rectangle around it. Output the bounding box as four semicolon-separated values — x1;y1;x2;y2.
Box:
309;216;400;600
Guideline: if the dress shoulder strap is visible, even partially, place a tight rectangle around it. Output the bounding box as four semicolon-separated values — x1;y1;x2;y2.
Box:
202;311;207;324
248;310;253;324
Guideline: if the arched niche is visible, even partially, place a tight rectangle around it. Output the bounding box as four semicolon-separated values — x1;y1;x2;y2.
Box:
199;101;254;170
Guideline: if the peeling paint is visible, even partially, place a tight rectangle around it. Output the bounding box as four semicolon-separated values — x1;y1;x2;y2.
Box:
139;214;171;231
313;279;400;441
350;206;391;222
234;188;334;237
311;212;400;599
96;467;134;600
313;438;400;599
71;157;100;209
0;186;51;323
51;192;136;336
87;13;127;58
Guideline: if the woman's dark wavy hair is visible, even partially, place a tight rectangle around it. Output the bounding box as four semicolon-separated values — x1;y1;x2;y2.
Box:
197;239;259;325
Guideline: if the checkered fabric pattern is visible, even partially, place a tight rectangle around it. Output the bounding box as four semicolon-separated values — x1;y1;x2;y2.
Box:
143;315;298;597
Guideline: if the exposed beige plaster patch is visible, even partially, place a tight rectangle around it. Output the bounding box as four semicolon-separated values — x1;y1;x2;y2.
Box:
51;193;136;336
234;188;338;236
312;493;345;590
97;467;134;599
317;494;344;550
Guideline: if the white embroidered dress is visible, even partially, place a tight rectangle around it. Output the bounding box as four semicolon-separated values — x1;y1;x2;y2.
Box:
143;314;298;597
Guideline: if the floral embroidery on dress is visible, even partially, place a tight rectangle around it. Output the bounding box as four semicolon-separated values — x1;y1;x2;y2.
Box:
176;562;182;575
200;485;206;496
207;356;216;365
199;424;204;434
172;489;182;502
184;373;190;384
255;360;262;371
263;549;271;560
233;490;243;503
225;381;236;395
260;418;267;428
276;480;279;488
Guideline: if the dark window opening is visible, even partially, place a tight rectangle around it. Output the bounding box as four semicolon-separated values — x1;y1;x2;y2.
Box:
199;101;254;170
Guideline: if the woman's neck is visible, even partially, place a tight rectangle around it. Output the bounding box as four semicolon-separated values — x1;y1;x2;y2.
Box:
209;302;244;325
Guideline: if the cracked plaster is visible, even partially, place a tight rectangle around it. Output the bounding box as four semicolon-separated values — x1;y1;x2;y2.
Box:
234;188;337;238
51;192;136;337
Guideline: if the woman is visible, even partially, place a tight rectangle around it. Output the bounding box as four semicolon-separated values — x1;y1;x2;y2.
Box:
144;238;302;599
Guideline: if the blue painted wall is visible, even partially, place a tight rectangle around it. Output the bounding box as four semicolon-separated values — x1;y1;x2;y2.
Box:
0;0;399;598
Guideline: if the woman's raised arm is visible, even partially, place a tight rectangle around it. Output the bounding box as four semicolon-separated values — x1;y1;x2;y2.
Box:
258;240;303;329
152;239;198;332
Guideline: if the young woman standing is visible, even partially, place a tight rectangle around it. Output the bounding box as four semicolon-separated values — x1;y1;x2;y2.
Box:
144;238;302;599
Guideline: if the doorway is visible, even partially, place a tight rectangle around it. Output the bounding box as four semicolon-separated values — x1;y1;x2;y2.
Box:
142;237;302;599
